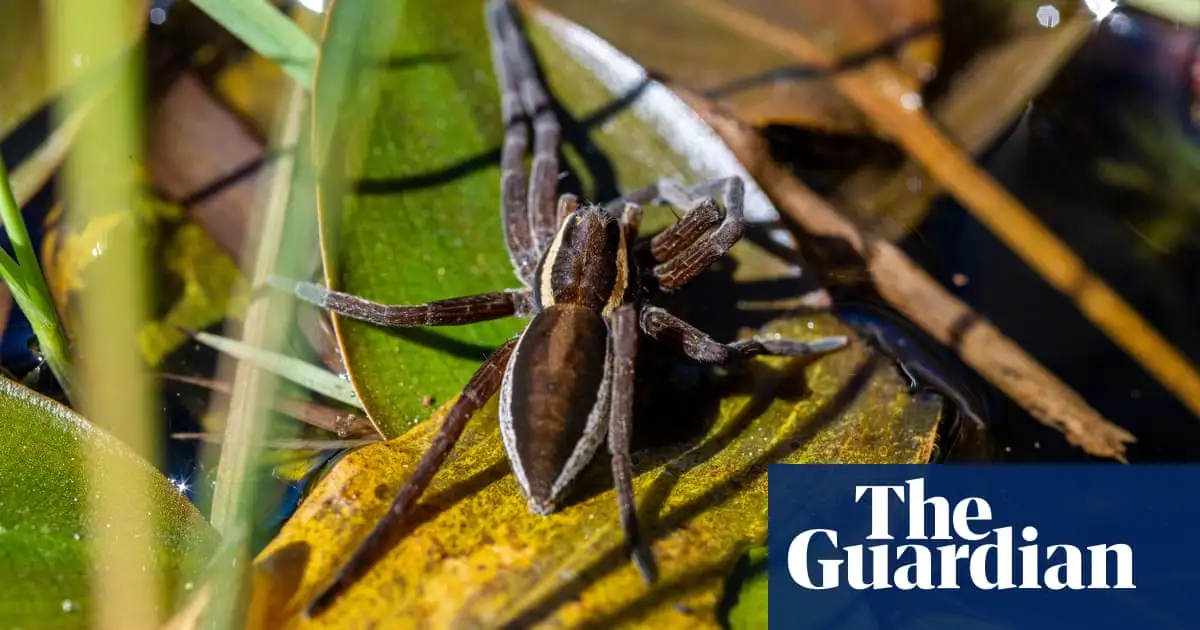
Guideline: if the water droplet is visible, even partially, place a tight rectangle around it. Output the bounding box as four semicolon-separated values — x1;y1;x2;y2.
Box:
1035;5;1060;28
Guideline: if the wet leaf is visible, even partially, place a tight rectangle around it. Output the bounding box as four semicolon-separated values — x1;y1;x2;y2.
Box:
0;376;214;628
531;0;940;132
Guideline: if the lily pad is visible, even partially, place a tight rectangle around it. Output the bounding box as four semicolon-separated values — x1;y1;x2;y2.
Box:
0;375;215;628
255;316;939;628
313;0;526;438
261;3;946;626
313;0;817;437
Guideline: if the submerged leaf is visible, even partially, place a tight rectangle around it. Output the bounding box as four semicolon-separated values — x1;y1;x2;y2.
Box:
41;193;242;366
0;376;214;628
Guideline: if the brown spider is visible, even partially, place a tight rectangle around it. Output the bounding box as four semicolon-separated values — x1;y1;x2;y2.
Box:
270;0;848;616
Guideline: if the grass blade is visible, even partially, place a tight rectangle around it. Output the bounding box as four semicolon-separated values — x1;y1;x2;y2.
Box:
191;0;318;90
0;155;73;402
193;330;360;408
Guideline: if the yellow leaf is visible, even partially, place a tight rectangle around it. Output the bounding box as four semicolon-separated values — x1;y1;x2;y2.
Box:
253;316;941;628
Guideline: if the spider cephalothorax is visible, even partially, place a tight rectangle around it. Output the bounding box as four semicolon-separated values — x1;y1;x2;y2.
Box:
272;0;848;616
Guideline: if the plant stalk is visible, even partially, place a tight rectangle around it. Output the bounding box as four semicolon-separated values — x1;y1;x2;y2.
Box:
0;156;74;402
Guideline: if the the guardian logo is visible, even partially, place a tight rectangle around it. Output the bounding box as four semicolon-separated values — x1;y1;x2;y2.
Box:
788;478;1135;591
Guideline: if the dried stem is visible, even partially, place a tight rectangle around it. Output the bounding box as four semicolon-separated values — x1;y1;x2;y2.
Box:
673;86;1135;460
681;0;1200;430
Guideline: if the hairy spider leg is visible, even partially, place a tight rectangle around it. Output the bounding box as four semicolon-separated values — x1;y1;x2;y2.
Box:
652;177;746;290
640;307;848;364
487;0;536;284
601;178;737;267
489;0;561;257
306;338;520;617
606;303;657;582
267;277;532;326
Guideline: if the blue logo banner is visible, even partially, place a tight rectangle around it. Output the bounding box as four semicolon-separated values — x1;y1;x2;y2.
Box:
767;465;1200;629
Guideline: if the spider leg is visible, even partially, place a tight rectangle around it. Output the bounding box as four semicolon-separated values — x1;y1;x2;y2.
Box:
489;0;561;252
607;303;657;583
556;193;578;225
652;177;746;291
306;337;520;617
268;276;532;326
601;178;737;266
486;1;537;284
640;306;848;364
602;178;698;213
621;201;643;241
648;197;721;262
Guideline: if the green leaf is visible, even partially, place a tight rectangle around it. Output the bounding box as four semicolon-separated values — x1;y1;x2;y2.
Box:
724;546;768;630
191;0;319;90
193;331;362;409
0;376;214;628
312;0;526;437
257;2;946;626
311;0;845;438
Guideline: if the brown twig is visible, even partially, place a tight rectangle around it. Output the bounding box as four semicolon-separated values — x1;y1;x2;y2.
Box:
672;85;1135;460
836;12;1093;240
682;0;1200;429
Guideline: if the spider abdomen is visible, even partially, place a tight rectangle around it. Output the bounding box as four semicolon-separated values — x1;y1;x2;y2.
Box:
500;304;612;514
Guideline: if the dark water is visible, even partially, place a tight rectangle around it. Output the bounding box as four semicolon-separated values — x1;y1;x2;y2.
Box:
873;7;1200;462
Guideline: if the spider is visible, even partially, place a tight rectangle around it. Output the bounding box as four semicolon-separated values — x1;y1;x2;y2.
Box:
271;0;849;616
